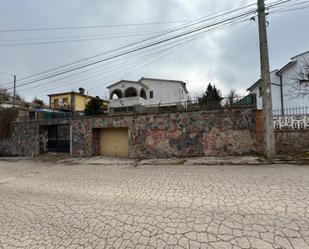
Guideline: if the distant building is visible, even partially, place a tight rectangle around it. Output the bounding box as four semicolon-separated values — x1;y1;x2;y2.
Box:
0;100;40;121
108;77;189;113
48;88;108;112
247;51;309;115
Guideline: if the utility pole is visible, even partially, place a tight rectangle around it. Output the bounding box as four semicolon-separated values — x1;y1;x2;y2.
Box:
13;75;16;108
257;0;275;158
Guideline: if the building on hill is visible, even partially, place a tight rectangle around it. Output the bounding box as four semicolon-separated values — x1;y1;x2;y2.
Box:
247;51;309;115
107;77;189;113
48;87;108;112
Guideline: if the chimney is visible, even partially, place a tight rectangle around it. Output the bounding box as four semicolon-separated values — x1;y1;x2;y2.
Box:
79;87;85;95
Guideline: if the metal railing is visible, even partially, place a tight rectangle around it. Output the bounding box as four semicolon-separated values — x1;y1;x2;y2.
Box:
16;109;85;122
273;106;309;116
15;95;256;121
111;95;256;115
274;115;309;130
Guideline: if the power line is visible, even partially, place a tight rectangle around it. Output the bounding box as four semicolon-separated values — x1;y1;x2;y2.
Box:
86;23;245;93
268;0;309;12
20;39;191;93
0;71;15;77
0;20;188;32
23;39;191;95
0;32;172;47
5;10;255;91
2;0;299;93
205;22;251;79
1;2;257;87
21;19;243;95
0;29;171;42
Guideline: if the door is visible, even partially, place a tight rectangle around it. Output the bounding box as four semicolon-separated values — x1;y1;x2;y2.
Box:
99;128;129;157
47;125;70;153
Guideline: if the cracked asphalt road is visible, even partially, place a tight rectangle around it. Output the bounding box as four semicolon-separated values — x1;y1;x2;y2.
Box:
0;161;308;249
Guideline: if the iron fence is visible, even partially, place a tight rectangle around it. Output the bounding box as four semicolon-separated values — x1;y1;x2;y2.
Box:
273;106;309;116
18;95;256;120
111;95;256;115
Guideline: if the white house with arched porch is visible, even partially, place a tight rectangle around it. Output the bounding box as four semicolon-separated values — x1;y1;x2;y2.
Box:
107;77;189;112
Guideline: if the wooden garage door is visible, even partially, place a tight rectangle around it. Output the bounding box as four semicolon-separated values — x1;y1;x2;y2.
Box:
99;128;129;157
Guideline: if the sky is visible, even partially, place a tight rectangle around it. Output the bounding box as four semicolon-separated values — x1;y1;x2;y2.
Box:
0;0;308;103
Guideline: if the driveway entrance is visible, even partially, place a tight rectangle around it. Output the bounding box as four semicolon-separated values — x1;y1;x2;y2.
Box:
99;128;128;157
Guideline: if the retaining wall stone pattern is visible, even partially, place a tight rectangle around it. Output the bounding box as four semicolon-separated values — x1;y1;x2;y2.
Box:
275;129;309;154
5;108;258;158
0;139;13;156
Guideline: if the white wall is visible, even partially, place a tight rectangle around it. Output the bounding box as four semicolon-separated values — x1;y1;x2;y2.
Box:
249;52;309;112
251;71;282;110
281;53;309;109
140;79;188;105
108;79;188;107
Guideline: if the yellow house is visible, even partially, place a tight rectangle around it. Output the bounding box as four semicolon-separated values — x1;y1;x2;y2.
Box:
48;88;108;112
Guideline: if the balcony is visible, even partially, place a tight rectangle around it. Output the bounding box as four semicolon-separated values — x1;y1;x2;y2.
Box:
52;102;71;111
109;96;148;108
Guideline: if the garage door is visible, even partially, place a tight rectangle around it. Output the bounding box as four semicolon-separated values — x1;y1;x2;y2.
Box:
99;128;129;157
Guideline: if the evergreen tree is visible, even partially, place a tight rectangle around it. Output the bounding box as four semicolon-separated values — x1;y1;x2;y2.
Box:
198;83;223;108
84;96;105;116
32;97;44;108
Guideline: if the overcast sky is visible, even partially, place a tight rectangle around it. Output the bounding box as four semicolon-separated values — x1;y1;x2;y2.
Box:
0;0;308;102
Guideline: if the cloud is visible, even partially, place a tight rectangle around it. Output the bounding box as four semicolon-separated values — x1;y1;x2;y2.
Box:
0;0;308;102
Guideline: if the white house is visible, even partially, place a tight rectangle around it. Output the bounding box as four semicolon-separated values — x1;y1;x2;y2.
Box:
107;77;189;112
247;51;309;115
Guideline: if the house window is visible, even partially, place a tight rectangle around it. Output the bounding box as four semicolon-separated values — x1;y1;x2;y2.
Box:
258;87;262;97
150;91;154;99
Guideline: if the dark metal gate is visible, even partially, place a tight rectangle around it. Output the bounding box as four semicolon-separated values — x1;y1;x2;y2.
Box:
47;125;70;153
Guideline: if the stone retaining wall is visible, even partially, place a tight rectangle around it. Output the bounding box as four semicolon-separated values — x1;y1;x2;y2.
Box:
0;139;13;156
255;111;309;155
275;130;309;154
4;107;258;158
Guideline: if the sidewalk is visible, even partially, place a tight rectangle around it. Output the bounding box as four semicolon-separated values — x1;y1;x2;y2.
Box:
57;155;306;166
1;154;307;166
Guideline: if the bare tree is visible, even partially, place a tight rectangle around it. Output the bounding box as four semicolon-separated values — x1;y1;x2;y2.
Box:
287;58;309;98
227;89;238;106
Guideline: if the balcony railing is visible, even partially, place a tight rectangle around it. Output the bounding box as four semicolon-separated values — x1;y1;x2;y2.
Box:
52;103;71;111
109;96;148;108
274;115;309;130
273;106;309;116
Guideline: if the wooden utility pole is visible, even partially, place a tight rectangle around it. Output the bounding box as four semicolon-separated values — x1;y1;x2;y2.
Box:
257;0;275;158
13;75;16;108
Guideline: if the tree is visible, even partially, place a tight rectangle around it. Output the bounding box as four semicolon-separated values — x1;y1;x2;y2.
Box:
0;87;10;104
287;58;309;98
198;83;223;108
0;87;25;105
15;94;24;101
84;96;105;116
32;97;44;108
227;89;238;107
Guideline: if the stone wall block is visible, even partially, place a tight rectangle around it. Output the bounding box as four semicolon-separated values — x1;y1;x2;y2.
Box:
10;108;258;158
